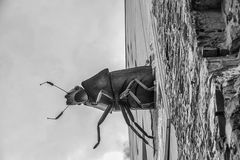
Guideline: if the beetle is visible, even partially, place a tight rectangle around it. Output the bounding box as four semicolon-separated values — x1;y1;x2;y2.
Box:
41;66;155;149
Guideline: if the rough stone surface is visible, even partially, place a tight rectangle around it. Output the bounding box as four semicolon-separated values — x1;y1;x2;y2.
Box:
152;0;240;159
192;0;222;11
126;0;240;159
194;10;226;48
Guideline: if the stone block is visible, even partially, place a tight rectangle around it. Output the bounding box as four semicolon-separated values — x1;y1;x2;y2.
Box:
192;0;222;11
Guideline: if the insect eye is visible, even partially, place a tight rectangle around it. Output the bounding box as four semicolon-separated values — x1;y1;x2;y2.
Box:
74;89;87;102
75;86;80;90
74;91;81;102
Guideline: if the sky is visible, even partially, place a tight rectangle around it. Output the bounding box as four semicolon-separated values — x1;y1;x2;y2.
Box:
0;0;128;160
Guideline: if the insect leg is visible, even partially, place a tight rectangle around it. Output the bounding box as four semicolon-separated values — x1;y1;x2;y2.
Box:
125;79;154;92
123;105;154;139
120;79;154;99
133;79;154;91
94;90;113;105
127;91;154;108
120;106;149;145
93;105;112;149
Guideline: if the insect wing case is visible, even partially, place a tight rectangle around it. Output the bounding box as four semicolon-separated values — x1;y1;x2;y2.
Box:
82;68;113;105
110;66;155;109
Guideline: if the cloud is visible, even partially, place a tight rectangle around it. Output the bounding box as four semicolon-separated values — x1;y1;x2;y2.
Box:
67;149;126;160
67;149;85;160
123;143;130;160
0;0;126;160
100;151;124;160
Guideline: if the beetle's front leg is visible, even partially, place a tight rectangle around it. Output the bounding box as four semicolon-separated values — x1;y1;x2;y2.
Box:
93;105;112;149
92;90;113;105
123;105;154;139
120;105;150;145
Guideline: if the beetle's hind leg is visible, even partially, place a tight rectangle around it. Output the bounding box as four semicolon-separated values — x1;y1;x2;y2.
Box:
120;79;155;109
120;105;150;145
123;105;154;139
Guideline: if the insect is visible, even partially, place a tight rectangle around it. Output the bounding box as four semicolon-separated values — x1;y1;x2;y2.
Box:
41;66;155;149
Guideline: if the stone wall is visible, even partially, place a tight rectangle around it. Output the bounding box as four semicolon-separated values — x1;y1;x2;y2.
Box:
195;11;226;48
125;0;240;159
192;0;222;11
192;0;227;57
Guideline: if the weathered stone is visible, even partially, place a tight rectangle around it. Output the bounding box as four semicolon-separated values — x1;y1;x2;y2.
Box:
207;53;240;73
138;0;240;160
231;37;240;53
231;108;240;131
195;11;226;48
215;89;226;138
192;0;222;11
226;12;234;23
203;48;230;57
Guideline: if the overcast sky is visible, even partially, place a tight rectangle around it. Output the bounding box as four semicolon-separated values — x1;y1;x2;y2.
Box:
0;0;128;160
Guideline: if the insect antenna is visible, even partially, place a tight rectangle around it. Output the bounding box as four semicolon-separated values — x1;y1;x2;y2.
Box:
40;81;68;93
47;105;70;120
